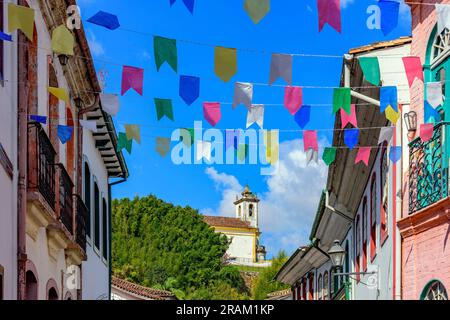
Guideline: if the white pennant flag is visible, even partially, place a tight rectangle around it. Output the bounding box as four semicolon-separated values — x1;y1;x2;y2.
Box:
79;120;98;133
100;93;120;116
378;127;394;145
269;53;293;85
246;104;264;128
196;140;212;162
426;82;443;108
232;82;253;109
306;148;318;165
436;4;450;34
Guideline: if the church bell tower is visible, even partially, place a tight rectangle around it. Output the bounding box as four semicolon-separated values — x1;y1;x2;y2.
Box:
234;185;259;228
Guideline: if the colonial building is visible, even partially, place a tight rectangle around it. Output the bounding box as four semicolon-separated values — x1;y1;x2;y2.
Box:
276;37;411;300
111;276;176;300
204;185;268;266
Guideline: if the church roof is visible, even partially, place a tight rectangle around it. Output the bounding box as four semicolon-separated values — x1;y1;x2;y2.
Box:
203;215;256;229
112;276;176;300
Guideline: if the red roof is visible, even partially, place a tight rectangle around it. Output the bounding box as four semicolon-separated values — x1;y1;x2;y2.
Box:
111;276;176;300
203;215;255;229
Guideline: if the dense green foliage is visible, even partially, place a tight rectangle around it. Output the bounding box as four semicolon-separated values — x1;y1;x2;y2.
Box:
251;251;290;300
112;195;248;300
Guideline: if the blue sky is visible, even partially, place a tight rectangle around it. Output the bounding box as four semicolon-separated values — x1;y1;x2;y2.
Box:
79;0;411;258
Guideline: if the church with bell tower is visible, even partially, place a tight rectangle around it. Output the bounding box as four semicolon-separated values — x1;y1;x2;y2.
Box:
203;185;268;266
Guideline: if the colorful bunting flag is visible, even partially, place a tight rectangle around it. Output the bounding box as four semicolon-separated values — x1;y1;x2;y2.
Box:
341;104;357;128
237;144;249;161
179;75;200;105
389;146;402;163
402;57;424;88
48;87;69;103
426;82;443;108
155;98;174;121
284;86;303;115
100;93;120;116
322;147;337;166
246;104;264;129
57;125;73;144
180;128;195;147
303;130;318;152
420;123;434;142
355;147;371;166
379;0;400;36
436;4;450;34
0;31;12;42
125;124;141;144
29;115;47;124
306;148;319;165
226;130;240;150
8;3;34;41
214;47;237;82
380;86;398;113
196;140;212;162
385;105;400;124
317;0;341;33
358;57;380;85
344;128;359;150
87;11;120;30
203;102;221;127
424;101;441;124
154;36;177;73
121;66;144;96
117;132;132;154
51;25;74;56
156;137;171;157
378;127;394;145
232;82;253;109
333;87;351;115
170;0;195;14
294;105;311;129
79;120;98;133
244;0;270;24
269;54;293;86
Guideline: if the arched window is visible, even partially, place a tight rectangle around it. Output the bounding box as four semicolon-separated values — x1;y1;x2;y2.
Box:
66;107;75;178
84;162;91;238
370;174;377;261
302;278;307;300
323;271;329;300
430;28;450;67
48;63;59;148
380;142;389;244
318;274;323;300
249;204;253;217
308;274;314;300
355;214;361;282
0;265;4;300
362;197;368;271
46;279;59;300
25;270;38;300
102;198;108;260
421;280;448;300
238;205;241;217
94;182;100;250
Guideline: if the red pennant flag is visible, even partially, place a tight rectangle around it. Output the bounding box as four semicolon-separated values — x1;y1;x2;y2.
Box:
121;66;144;96
203;102;221;127
341;104;358;128
402;57;423;88
355;147;371;166
420;123;434;142
317;0;341;33
303;130;318;152
284;86;303;115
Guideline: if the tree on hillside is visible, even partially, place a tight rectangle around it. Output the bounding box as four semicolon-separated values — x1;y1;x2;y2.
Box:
112;195;248;300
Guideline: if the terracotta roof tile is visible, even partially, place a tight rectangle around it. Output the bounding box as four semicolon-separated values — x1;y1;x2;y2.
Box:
203;215;255;229
349;36;412;55
111;276;176;300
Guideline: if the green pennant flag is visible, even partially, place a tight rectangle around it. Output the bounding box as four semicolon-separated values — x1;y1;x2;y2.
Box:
358;57;380;86
154;36;177;73
155;98;174;121
237;144;249;161
117;132;132;154
332;88;351;115
322;147;337;166
180;128;194;147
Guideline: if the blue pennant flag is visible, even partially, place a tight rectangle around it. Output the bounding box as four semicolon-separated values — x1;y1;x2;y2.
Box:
57;125;73;144
0;31;12;42
170;0;195;14
179;75;200;105
424;101;441;124
344;128;359;150
294;105;311;129
389;146;402;163
87;11;120;30
379;0;400;36
29;115;47;124
380;86;398;113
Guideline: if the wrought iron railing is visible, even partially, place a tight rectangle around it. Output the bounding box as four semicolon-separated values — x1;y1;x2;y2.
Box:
409;122;449;214
58;164;74;234
75;194;88;252
27;123;56;209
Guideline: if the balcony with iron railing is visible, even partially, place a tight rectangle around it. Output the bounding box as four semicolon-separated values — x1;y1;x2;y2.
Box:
409;122;449;214
58;164;74;235
75;195;88;252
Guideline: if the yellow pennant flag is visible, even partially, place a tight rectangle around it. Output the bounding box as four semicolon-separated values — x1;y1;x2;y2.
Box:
214;46;237;83
264;130;279;165
8;3;35;41
385;105;400;124
48;87;69;103
52;25;74;56
125;124;141;144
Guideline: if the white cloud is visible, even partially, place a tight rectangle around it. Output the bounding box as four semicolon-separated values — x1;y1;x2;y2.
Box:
86;29;104;57
341;0;355;9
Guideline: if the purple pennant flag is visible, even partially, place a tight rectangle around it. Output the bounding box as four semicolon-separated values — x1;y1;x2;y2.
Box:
57;125;73;144
226;130;240;150
87;11;120;30
179;75;200;105
344;128;359;150
170;0;195;14
29;115;47;124
294;105;311;129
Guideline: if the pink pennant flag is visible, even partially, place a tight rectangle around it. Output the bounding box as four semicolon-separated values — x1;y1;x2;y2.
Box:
341;104;357;128
303;130;318;152
355;147;371;166
317;0;341;33
420;123;434;142
203;102;221;127
121;66;144;96
284;86;303;115
402;57;423;88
